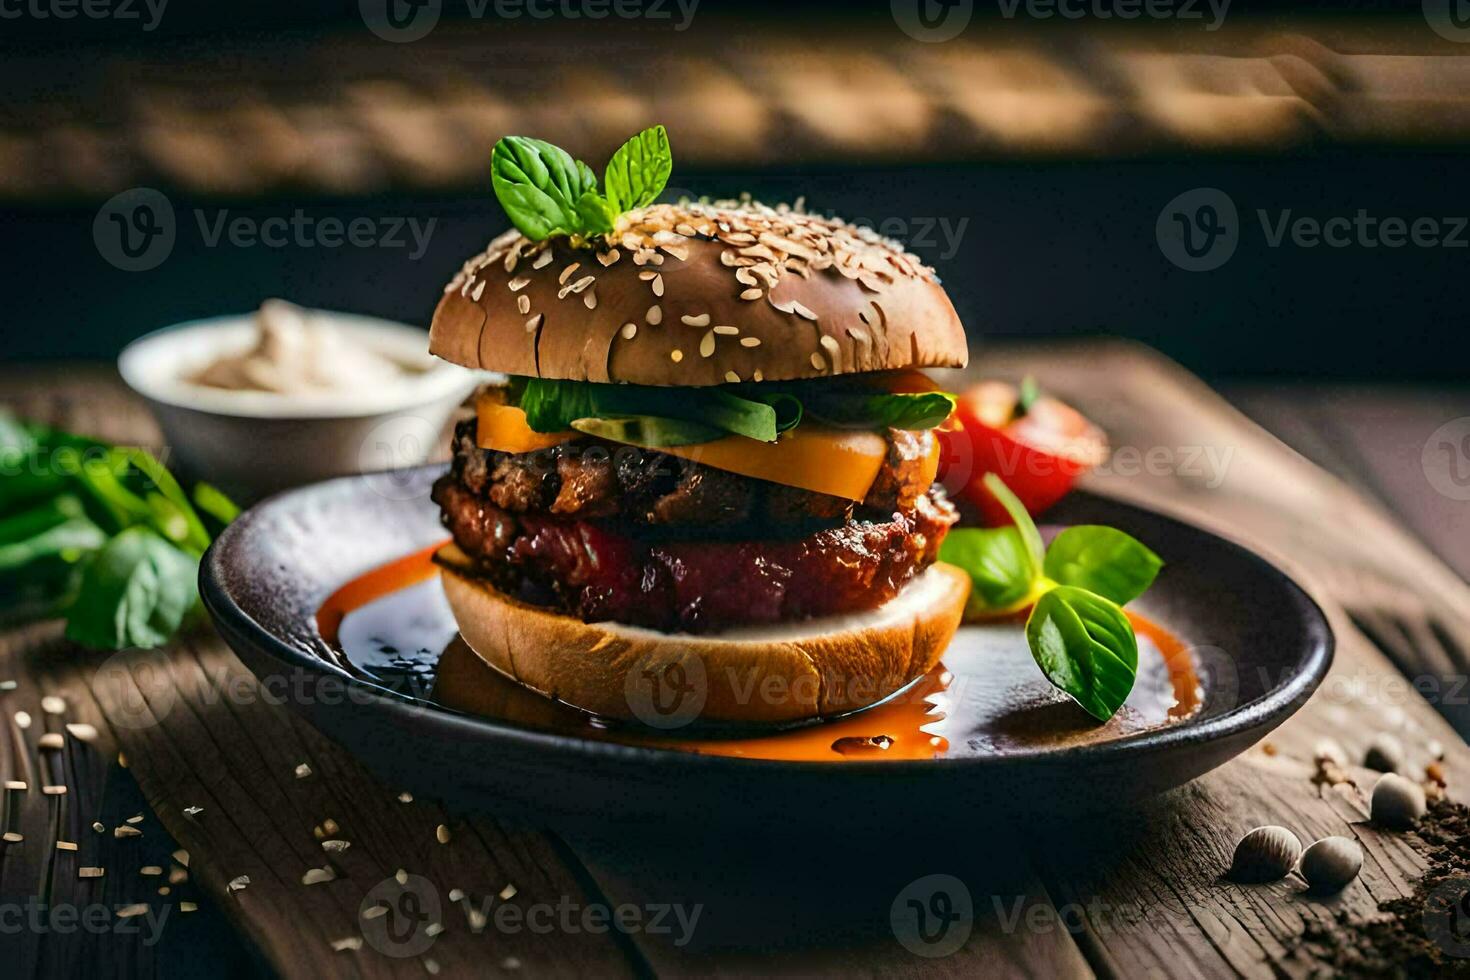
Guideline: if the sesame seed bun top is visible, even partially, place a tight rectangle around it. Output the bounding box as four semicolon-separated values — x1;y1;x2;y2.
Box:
429;200;969;386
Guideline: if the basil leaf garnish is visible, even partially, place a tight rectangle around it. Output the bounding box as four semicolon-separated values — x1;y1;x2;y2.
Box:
603;125;672;214
1025;585;1139;723
491;136;602;241
64;527;200;650
938;527;1037;611
805;390;956;431
1044;525;1163;605
516;378;787;443
570;416;724;448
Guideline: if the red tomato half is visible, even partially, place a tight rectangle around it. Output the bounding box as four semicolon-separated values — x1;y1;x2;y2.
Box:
937;380;1109;525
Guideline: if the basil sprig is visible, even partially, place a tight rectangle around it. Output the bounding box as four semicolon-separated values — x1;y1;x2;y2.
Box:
0;412;236;649
938;473;1163;722
491;126;672;242
803;389;957;431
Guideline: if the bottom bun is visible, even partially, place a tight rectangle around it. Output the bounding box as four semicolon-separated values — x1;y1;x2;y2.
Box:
436;544;970;727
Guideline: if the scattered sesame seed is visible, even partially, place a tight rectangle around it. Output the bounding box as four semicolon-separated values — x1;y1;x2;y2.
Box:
169;867;188;885
322;839;350;854
791;302;819;321
699;332;716;358
471;281;486;302
157;886;170;896
361;905;389;920
517;294;531;315
583;289;597;310
713;325;739;335
467;907;488;932
754;369;765;382
114;825;141;838
295;763;312;779
395;868;408;885
597;249;621;267
92;822;104;833
228;876;250;893
15;711;31;729
436;824;451;844
180;902;198;913
173;849;189;866
502;957;522;970
2;832;22;843
0;680;15;690
525;313;544;334
331;936;363;951
499;883;518;900
681;314;711;327
397;792;413;803
620;323;637;340
449;888;465;902
116;904;148;919
43;785;66;795
4;780;25;791
425;957;441;975
183;806;203;818
647;306;663;325
79;867;104;878
41;696;65;715
426;922;445;937
302;867;336;885
811;353;827;371
670;349;684;363
820;336;841;355
740;288;763;301
740;337;762;348
652;275;665;297
531;251;553;270
57;841;78;851
140;865;163;876
126;814;144;825
558;263;580;285
725;371;742;383
65;723;97;742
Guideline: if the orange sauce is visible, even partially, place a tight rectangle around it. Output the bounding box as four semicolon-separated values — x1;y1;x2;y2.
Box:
318;546;1203;763
316;541;447;646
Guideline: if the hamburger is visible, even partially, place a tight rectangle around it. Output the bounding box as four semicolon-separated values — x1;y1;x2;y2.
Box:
426;128;971;725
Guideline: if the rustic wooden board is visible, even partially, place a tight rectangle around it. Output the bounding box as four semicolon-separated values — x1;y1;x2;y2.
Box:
4;344;1470;977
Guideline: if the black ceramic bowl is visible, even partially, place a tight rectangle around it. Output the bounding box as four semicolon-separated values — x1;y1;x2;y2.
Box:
201;467;1331;832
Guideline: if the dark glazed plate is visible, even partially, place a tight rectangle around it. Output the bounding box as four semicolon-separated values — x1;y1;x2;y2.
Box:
200;466;1332;831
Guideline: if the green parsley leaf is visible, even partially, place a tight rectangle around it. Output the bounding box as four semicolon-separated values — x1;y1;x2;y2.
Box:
1025;585;1139;723
1044;525;1163;605
603;125;673;214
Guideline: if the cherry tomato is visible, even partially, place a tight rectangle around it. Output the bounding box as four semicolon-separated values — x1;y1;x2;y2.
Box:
937;380;1108;525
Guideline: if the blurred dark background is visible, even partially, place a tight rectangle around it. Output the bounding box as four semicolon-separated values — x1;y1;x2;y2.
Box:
2;0;1469;384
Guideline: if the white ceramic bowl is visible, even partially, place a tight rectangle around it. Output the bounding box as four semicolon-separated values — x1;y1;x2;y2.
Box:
119;312;482;501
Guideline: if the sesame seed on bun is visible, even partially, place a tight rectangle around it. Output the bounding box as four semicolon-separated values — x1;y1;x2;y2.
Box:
429;200;969;386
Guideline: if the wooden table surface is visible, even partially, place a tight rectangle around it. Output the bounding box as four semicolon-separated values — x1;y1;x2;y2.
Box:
3;341;1470;978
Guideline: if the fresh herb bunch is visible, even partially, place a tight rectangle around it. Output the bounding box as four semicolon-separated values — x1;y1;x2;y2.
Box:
509;377;956;446
492;125;673;241
939;473;1163;722
0;412;237;650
